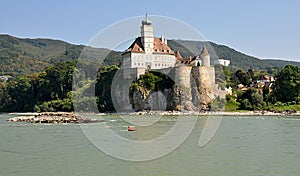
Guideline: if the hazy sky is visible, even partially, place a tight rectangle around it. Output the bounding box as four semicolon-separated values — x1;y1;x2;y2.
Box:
1;0;299;61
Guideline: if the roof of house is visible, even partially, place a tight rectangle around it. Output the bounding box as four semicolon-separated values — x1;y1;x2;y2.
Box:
123;37;175;55
175;51;200;64
259;75;271;80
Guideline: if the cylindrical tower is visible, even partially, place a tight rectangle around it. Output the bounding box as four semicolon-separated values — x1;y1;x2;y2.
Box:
200;46;210;67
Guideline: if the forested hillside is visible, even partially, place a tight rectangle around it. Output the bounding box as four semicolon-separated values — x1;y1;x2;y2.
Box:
168;40;300;70
1;34;300;77
0;34;121;76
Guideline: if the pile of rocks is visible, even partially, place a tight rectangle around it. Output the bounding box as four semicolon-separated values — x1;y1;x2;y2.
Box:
7;112;103;123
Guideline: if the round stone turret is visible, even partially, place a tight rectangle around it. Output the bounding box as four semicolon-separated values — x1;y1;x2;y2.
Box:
200;46;210;67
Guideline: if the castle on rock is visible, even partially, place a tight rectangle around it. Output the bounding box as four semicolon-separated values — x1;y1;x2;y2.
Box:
115;14;226;111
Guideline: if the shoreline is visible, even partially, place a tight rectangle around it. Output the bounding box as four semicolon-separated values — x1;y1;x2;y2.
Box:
8;110;300;117
125;110;300;116
7;112;103;123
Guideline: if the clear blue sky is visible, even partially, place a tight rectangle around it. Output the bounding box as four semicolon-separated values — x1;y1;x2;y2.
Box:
1;0;299;61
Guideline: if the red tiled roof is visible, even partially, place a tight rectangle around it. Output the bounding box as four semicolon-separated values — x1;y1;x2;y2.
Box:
259;75;270;80
123;37;175;55
175;51;182;59
123;37;144;54
153;38;174;54
175;53;199;64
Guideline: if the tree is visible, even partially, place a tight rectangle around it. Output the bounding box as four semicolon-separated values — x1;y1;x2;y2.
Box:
233;70;250;86
3;76;36;111
272;65;300;103
37;61;76;102
238;88;265;110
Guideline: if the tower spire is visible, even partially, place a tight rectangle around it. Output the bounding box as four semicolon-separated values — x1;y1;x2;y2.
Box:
142;12;152;25
140;13;154;53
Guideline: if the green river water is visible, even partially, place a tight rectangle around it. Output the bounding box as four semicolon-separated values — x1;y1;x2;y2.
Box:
0;114;299;176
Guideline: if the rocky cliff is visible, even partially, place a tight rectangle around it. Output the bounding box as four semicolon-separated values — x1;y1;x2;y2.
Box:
127;66;225;112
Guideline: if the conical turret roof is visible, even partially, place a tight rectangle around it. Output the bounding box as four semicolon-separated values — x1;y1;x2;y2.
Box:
200;46;209;56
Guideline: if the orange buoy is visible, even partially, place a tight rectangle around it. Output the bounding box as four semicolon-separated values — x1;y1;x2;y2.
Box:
127;126;136;131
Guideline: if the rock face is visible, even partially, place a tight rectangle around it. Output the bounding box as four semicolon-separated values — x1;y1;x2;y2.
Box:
191;66;217;111
7;112;102;123
129;66;225;112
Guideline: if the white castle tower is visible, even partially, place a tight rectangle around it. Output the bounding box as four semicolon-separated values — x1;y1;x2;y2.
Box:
140;14;154;53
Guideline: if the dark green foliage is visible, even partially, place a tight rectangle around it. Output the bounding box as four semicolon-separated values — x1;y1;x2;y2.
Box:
0;60;98;112
95;65;119;112
37;61;76;102
238;88;265;110
272;65;300;103
139;72;162;90
36;98;73;112
3;76;36;111
131;71;174;92
234;70;250;86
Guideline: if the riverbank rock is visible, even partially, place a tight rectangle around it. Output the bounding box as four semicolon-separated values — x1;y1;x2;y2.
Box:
7;112;103;124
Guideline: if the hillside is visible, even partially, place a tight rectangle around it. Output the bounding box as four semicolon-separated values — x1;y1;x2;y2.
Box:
0;34;122;76
168;40;300;70
1;34;300;76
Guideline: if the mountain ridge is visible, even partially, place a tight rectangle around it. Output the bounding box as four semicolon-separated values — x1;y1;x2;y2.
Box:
167;40;300;69
1;34;299;76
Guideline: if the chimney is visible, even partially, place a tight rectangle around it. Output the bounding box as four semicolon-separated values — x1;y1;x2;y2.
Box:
161;35;167;45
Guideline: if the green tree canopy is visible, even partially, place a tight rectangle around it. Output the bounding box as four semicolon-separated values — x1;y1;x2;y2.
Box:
238;88;265;110
272;65;300;103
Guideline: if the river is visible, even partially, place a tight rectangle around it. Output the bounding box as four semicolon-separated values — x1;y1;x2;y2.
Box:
0;114;299;176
